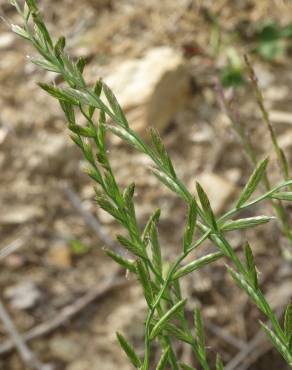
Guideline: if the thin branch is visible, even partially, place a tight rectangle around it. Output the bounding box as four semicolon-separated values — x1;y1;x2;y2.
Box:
0;230;30;261
62;182;122;252
0;270;127;357
225;308;283;370
0;298;53;370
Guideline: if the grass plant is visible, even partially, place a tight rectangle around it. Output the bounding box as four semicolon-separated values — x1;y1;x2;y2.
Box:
9;1;292;368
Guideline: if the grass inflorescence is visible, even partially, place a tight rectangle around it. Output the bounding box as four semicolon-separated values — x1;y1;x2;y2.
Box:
9;1;292;368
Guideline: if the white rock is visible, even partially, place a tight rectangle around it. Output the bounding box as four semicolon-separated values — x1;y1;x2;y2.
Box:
270;110;292;125
25;132;78;175
253;64;274;89
49;336;83;362
0;205;43;224
0;33;15;49
194;172;237;214
104;47;190;136
4;281;41;310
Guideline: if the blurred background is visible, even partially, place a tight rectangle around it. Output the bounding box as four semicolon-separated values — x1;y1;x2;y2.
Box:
0;0;292;369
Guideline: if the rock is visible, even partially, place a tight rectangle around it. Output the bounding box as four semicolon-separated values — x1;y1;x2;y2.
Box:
0;33;15;50
270;110;292;125
265;86;289;102
266;280;292;310
0;125;9;145
194;172;237;214
253;64;274;89
47;242;72;269
4;281;41;310
49;336;83;362
0;205;43;224
105;286;147;343
25;132;78;176
104;47;190;136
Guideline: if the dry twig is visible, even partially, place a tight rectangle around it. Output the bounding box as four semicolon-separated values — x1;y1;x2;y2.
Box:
0;298;53;370
62;183;121;252
0;230;30;261
0;271;127;357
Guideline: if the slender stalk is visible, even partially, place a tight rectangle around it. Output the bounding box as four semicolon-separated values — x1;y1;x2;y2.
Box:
10;1;292;367
216;69;292;246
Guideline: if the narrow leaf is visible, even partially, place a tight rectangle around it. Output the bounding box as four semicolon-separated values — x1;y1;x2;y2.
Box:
280;148;289;178
150;128;176;178
60;100;75;124
150;299;187;339
221;216;273;232
123;184;138;231
89;79;102;118
116;332;142;368
26;0;38;12
152;168;185;198
123;183;135;204
32;12;53;50
179;363;197;370
54;36;66;57
82;141;95;165
245;243;258;289
216;354;224;370
142;208;161;242
212;234;233;258
102;82;129;128
11;24;30;40
105;248;136;273
107;125;145;152
31;58;60;73
226;265;265;312
10;0;22;14
236;158;269;208
68;123;96;138
284;303;292;338
38;83;79;105
156;322;193;344
86;166;103;185
76;57;86;74
172;252;223;280
260;322;292;365
150;224;162;274
97;112;106;149
70;133;83;150
156;348;170;370
196;182;217;230
136;260;153;307
183;199;197;252
271;192;292;201
194;307;205;350
117;235;147;259
95;193;124;224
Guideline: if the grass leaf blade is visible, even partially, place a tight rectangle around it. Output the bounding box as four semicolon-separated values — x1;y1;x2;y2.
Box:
150;299;187;339
156;348;170;370
221;216;273;232
116;332;142;368
271;192;292;201
104;248;136;273
183;199;197;252
216;354;224;370
196;182;217;230
236;158;269;208
172;252;223;280
284;303;292;339
245;243;258;289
